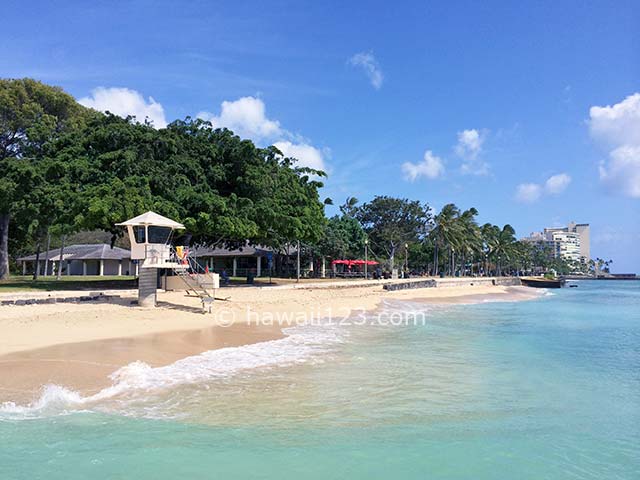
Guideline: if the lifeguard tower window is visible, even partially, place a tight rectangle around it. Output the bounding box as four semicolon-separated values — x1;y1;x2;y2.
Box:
133;226;146;243
148;226;172;244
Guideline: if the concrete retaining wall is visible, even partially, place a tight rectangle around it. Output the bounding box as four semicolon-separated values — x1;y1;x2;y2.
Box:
383;279;437;291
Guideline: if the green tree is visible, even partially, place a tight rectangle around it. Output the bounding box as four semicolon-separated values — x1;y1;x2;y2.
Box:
355;196;431;269
318;214;366;260
0;78;86;279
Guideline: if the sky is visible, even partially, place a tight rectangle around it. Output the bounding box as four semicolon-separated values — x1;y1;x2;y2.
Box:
2;0;639;271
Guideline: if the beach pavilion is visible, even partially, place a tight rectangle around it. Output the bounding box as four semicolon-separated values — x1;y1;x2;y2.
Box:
17;244;135;277
192;245;274;277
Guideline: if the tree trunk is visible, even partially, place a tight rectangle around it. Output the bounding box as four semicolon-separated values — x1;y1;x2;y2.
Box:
56;235;66;280
389;243;396;270
33;243;41;281
433;244;438;276
0;213;9;280
44;231;51;276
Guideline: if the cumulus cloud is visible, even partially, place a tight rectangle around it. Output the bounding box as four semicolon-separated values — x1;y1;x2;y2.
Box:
589;93;640;147
402;150;445;181
599;145;640;198
516;173;571;203
197;96;282;140
455;129;484;160
455;129;489;175
544;173;572;194
273;141;327;172
78;87;167;128
348;52;383;90
588;93;640;197
198;96;328;174
515;183;542;203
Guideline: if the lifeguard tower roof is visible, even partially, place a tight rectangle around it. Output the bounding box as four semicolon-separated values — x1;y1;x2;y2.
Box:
116;211;184;229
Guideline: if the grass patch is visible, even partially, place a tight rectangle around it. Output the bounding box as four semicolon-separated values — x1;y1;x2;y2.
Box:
0;275;137;292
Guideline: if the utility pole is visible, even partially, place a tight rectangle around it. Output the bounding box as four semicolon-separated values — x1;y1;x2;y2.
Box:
44;230;51;276
364;239;369;279
296;240;300;283
56;235;65;280
404;243;408;278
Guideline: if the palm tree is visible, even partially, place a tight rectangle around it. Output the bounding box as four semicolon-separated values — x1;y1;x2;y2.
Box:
481;224;516;276
430;204;462;276
340;197;359;217
456;207;481;276
481;223;499;276
493;225;517;276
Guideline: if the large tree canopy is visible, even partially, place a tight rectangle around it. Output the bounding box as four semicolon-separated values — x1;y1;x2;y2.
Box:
47;115;328;247
1;79;327;278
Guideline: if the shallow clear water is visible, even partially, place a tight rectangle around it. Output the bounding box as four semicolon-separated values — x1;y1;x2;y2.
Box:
2;281;639;479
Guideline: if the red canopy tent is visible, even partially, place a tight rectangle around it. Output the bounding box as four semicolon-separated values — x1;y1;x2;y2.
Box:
331;259;378;267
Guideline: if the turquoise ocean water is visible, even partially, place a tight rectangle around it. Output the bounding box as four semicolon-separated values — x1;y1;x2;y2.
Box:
1;281;639;479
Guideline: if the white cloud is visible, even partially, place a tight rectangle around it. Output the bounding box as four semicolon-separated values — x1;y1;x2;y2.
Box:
455;129;484;160
348;52;383;90
545;173;572;194
455;129;489;175
78;87;167;128
273;141;327;172
515;183;542;203
516;173;572;203
402;150;445;181
198;96;328;174
197;96;282;140
588;93;640;197
599;145;640;198
589;93;640;147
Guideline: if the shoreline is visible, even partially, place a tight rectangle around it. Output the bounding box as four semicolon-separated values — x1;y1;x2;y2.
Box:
0;283;544;404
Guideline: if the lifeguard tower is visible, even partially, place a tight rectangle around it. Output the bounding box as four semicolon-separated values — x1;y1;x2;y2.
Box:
116;211;218;311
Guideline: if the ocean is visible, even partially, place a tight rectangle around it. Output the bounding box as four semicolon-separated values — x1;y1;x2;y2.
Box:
1;281;639;479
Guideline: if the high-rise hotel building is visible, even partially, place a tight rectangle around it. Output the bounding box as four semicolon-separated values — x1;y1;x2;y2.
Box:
524;222;590;263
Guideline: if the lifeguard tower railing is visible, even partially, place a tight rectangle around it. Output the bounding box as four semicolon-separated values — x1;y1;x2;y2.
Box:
143;244;218;313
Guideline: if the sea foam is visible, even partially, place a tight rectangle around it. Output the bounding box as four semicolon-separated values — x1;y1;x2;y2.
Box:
0;322;347;420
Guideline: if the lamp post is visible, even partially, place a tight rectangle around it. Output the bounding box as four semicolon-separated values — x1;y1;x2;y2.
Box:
296;240;301;283
404;243;408;278
451;247;455;277
364;239;369;279
485;254;488;277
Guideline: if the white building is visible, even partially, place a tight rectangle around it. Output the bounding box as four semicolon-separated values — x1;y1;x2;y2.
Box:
549;231;581;262
544;222;590;261
523;221;589;263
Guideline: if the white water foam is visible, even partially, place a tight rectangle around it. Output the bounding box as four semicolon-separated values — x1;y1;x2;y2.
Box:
0;322;347;420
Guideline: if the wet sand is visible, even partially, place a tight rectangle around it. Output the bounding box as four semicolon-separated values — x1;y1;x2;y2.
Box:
0;323;283;404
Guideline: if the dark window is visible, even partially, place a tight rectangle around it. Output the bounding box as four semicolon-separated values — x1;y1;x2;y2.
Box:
148;226;172;244
133;226;146;243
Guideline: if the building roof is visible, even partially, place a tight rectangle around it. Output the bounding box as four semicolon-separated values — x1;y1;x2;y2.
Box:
193;245;275;258
116;211;185;229
17;244;131;262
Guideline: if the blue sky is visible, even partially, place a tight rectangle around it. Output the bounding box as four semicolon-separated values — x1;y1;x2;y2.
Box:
2;0;639;271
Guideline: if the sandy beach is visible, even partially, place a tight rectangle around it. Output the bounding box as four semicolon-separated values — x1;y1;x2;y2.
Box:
0;281;541;404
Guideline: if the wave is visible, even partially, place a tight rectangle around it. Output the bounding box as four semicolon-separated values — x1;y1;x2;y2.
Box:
0;322;347;420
